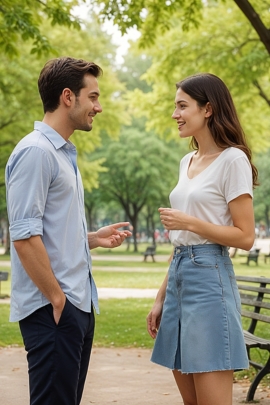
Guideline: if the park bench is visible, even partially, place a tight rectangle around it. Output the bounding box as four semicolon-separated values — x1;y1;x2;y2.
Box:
0;271;9;296
264;246;270;264
246;248;260;265
235;275;270;402
142;246;156;262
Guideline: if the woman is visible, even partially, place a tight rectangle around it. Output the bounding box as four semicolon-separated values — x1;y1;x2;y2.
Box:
146;73;257;405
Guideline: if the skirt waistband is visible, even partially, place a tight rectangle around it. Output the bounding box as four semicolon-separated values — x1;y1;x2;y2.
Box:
173;244;229;258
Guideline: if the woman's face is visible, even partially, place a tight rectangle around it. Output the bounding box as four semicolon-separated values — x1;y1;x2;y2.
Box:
172;88;209;138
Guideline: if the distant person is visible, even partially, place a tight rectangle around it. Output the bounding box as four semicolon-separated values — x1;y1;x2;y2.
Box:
147;73;257;405
5;57;131;405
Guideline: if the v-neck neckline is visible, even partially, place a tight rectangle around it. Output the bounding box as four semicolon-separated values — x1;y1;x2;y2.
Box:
186;148;229;180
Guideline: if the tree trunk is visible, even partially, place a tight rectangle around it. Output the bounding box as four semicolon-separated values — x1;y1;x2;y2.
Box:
132;217;138;252
265;205;269;236
5;225;10;255
234;0;270;54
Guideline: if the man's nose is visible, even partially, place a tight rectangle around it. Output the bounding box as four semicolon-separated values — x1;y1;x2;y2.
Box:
94;102;102;113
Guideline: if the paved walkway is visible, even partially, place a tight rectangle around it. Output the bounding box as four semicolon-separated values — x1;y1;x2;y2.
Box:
1;243;270;404
1;346;270;405
0;287;159;304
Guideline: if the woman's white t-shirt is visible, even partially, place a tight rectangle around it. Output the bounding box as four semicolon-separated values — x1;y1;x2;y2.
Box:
169;147;253;247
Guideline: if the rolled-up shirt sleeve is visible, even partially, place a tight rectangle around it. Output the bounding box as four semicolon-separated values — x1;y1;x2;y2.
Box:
9;218;43;242
6;146;52;242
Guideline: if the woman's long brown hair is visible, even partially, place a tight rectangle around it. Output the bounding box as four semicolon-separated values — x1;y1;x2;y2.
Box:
176;73;258;187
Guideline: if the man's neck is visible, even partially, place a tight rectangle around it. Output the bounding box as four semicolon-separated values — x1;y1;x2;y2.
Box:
42;113;73;141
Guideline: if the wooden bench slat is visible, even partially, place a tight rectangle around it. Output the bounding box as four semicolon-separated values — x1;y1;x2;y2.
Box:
236;276;270;284
240;297;270;310
241;309;270;323
235;275;270;401
243;331;270;350
237;284;270;294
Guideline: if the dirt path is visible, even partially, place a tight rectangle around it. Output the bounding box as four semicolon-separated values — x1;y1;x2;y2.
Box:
1;346;270;405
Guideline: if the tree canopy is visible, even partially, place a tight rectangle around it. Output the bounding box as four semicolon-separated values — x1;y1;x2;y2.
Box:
92;127;185;250
90;0;270;55
0;0;81;56
0;18;129;191
254;149;270;230
121;2;270;151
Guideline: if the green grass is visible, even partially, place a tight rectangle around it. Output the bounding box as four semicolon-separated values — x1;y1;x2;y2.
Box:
0;266;11;297
232;255;270;277
1;251;269;297
92;260;168;267
0;299;155;349
94;298;155;349
0;254;11;261
93;242;173;256
0;305;23;346
93;270;166;288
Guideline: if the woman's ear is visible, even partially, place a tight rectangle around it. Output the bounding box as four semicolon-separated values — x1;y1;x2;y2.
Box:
205;102;212;118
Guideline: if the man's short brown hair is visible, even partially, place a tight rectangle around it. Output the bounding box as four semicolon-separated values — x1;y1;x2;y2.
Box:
38;57;102;113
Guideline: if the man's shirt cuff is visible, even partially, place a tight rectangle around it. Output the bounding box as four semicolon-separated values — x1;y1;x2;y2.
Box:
10;218;43;241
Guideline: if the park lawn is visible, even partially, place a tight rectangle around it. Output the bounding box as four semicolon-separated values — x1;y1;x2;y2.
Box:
93;270;166;288
94;298;154;349
0;265;11;297
92;260;168;268
92;243;173;256
1;253;270;297
232;255;270;277
0;299;155;349
0;305;23;346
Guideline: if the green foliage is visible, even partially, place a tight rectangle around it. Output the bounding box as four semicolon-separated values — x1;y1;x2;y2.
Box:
0;53;42;188
96;127;185;207
90;0;270;55
116;48;153;93
90;0;202;43
121;3;270;150
0;18;128;194
89;126;187;251
253;149;270;227
0;0;81;57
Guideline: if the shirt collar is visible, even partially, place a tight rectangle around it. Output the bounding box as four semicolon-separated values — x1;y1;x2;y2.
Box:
34;121;67;150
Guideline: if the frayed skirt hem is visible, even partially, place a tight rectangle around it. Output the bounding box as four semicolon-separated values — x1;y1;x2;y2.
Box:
151;359;249;374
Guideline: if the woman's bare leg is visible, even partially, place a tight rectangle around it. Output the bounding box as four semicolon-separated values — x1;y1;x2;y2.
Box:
193;370;233;405
173;370;197;405
173;369;234;405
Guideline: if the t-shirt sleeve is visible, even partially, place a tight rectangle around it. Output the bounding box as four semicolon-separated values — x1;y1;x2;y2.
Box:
6;146;52;241
223;155;253;203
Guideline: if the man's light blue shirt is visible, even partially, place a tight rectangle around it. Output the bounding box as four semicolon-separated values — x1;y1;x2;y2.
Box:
5;121;99;322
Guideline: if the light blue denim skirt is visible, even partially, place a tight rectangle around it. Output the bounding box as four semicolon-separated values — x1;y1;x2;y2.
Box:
151;244;249;373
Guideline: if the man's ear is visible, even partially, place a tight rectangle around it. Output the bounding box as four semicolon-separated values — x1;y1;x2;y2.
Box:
61;88;73;107
205;102;212;118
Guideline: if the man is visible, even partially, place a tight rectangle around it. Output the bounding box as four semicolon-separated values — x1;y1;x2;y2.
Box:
5;57;131;405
